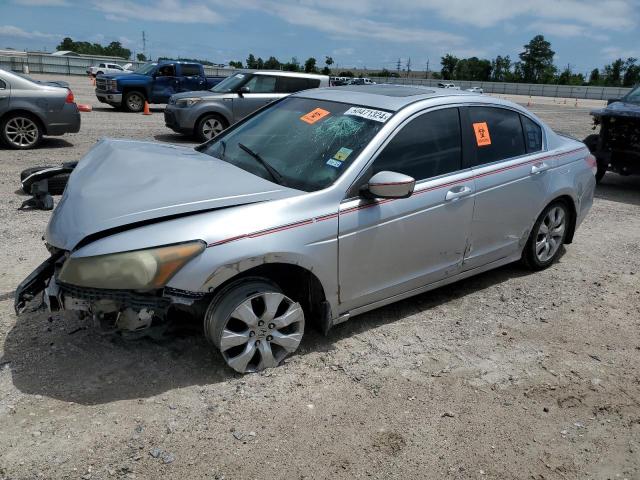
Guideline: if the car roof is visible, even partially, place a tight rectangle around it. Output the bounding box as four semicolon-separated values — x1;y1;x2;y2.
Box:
247;70;329;80
293;84;475;111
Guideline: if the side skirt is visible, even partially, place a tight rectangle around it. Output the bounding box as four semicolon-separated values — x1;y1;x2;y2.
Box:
332;253;521;327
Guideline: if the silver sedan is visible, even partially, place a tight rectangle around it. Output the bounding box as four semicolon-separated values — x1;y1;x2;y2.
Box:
16;85;596;373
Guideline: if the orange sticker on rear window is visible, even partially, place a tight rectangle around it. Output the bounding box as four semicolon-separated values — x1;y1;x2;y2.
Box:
300;108;330;124
473;122;492;147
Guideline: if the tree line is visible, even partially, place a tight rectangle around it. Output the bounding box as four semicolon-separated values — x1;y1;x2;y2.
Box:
438;35;640;87
56;37;132;60
229;54;336;75
56;35;639;87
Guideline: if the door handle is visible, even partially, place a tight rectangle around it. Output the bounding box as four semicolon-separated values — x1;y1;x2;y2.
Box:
530;162;550;175
445;185;472;201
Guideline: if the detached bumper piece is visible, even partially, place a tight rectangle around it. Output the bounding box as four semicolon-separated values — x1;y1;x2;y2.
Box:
14;251;63;313
19;163;77;210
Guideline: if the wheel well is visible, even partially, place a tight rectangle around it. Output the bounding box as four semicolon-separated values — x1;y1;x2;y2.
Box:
195;111;228;131
0;109;46;134
211;263;327;329
122;87;146;99
551;195;577;244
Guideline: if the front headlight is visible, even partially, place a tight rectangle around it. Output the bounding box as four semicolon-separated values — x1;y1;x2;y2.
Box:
175;97;202;108
58;241;205;290
108;79;118;91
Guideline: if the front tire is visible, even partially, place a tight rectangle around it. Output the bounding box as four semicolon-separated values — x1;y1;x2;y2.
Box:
123;91;145;112
204;278;305;373
1;113;43;149
196;114;227;142
522;201;570;271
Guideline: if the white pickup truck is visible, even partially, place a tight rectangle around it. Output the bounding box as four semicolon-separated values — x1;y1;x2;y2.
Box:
86;63;133;77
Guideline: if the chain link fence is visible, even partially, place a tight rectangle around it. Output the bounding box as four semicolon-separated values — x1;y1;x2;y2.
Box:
369;77;632;100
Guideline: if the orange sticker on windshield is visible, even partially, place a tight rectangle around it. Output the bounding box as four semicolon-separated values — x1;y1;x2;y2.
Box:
300;108;330;124
473;122;491;146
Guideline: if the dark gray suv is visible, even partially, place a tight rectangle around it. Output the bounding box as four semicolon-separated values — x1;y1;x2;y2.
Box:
164;71;329;141
0;68;80;149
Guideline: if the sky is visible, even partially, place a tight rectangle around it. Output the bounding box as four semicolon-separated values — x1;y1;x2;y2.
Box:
0;0;639;74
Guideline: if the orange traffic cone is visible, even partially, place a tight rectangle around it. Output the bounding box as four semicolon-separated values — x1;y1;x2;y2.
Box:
142;101;151;115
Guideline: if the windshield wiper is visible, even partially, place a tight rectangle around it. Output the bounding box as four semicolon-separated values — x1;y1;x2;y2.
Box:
237;142;285;185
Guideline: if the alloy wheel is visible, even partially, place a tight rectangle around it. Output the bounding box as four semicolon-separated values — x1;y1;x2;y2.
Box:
5;117;39;148
202;118;224;139
127;93;144;111
217;292;304;373
535;205;566;262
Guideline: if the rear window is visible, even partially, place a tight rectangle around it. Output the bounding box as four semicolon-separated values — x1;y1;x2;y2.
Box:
521;115;543;152
181;64;201;76
469;107;526;165
277;77;321;93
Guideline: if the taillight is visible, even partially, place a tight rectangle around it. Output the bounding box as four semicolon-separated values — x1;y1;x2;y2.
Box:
585;154;597;176
65;89;75;104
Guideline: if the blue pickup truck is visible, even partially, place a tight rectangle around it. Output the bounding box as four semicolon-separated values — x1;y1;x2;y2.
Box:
95;61;225;112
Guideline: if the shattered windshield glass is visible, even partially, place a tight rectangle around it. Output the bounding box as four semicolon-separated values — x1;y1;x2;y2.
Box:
199;97;391;191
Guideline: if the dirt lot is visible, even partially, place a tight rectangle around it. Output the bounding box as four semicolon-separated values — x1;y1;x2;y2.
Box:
0;75;639;480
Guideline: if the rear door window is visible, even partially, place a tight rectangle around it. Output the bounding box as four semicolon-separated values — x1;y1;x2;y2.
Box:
277;77;320;93
0;79;6;89
181;64;201;76
372;108;462;181
468;107;526;165
520;115;543;153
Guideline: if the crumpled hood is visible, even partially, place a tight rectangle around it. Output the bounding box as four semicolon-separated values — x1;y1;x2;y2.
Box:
591;100;640;119
46;139;301;250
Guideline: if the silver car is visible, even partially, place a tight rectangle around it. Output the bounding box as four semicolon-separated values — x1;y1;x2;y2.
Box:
0;68;80;149
16;85;596;373
164;71;329;141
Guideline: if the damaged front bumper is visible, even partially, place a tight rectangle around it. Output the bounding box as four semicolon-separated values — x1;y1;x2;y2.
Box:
14;251;63;314
15;253;205;332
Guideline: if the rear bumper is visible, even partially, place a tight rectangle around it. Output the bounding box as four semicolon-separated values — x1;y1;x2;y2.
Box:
45;104;81;135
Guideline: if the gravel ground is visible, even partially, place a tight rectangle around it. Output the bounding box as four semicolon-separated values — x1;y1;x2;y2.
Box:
0;75;639;480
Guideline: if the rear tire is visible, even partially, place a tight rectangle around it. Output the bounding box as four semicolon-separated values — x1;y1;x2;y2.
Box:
522;201;570;271
123;91;145;112
1;113;43;149
196;114;227;142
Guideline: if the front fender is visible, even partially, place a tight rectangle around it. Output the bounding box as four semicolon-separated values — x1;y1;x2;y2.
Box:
193;102;233;126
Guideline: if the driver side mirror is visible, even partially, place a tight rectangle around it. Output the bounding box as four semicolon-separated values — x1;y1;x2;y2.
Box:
361;171;415;199
238;86;250;97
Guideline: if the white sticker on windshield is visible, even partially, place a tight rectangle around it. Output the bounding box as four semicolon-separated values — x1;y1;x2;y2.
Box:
344;107;391;123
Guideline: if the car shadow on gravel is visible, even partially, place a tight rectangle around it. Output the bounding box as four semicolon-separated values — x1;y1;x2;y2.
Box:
1;261;540;405
0;138;73;150
595;174;640;206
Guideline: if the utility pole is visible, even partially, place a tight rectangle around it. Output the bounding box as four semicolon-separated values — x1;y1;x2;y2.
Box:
142;31;146;59
425;58;429;79
396;58;401;74
406;58;411;78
